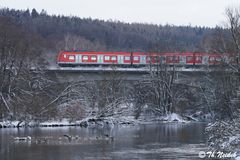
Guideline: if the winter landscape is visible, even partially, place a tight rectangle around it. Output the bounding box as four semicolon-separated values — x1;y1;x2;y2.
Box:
0;0;240;160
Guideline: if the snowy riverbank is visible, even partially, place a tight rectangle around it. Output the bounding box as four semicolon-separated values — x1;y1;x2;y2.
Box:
0;113;200;128
0;116;137;128
206;119;240;160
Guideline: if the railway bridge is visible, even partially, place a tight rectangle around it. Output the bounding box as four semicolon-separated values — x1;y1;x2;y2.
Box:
46;66;224;84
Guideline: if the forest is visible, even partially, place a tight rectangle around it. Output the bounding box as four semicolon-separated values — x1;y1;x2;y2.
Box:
0;8;225;53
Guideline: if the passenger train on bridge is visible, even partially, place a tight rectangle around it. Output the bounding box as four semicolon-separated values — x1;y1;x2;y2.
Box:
57;51;231;67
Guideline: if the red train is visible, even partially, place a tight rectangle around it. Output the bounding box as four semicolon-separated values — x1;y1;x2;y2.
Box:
57;51;230;67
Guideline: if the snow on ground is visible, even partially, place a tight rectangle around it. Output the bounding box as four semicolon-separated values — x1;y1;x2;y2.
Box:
0;113;193;128
236;155;240;160
0;119;84;128
0;116;138;128
206;120;240;160
39;119;76;127
0;121;25;128
139;113;192;124
162;113;187;123
0;114;186;128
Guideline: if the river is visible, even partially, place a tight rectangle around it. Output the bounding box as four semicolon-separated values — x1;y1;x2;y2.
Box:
0;122;207;160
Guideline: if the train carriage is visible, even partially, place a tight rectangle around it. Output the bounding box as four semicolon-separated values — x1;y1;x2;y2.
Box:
182;52;206;66
57;51;230;67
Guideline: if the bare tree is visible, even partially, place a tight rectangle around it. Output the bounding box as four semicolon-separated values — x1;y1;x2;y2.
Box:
0;17;58;122
0;17;34;118
198;7;240;119
225;7;240;118
59;33;106;51
205;7;240;153
131;55;179;116
149;62;176;114
54;69;129;121
226;7;240;66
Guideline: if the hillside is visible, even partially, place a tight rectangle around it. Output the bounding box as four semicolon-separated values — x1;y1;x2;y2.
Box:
0;8;217;54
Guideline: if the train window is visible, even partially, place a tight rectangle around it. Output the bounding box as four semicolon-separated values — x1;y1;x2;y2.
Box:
83;56;88;60
154;56;160;62
216;57;221;61
160;56;165;61
69;55;75;60
91;56;97;60
133;56;139;61
187;56;193;61
125;56;130;60
111;56;117;61
167;56;173;61
104;56;110;60
195;56;202;61
209;57;215;62
173;56;179;61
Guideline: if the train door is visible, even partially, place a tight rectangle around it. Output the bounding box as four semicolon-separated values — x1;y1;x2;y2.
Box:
140;55;146;64
180;56;186;65
223;55;229;63
202;56;209;65
98;55;103;64
118;55;124;64
77;54;81;63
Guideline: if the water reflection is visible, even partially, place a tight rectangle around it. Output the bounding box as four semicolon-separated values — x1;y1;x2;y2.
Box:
0;122;207;160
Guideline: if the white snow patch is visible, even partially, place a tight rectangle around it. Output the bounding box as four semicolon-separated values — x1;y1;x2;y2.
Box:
163;113;187;123
39;119;74;126
0;120;24;127
236;155;240;160
0;119;80;128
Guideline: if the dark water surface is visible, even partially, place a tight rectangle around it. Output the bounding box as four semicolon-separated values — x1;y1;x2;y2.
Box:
0;122;207;160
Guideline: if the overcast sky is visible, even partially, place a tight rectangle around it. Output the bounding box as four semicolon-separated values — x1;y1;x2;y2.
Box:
1;0;239;27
